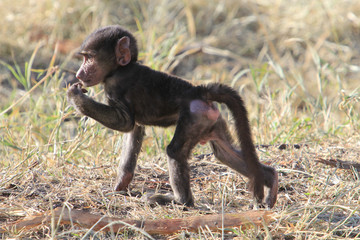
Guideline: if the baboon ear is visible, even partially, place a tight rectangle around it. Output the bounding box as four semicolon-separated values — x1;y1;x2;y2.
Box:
115;36;131;66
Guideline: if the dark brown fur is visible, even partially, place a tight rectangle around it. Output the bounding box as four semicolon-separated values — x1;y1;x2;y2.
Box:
67;25;278;208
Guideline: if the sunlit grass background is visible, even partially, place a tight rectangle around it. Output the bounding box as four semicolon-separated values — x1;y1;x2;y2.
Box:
1;0;360;239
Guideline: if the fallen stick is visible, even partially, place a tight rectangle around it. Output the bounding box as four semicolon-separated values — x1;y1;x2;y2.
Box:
316;158;360;171
1;207;274;235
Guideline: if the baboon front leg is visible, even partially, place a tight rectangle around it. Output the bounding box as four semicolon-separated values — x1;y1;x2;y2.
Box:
114;124;145;191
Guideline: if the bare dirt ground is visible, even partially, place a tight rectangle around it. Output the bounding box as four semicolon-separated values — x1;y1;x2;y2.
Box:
1;140;359;239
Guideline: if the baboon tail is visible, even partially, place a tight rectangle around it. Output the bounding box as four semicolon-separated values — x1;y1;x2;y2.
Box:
203;83;262;176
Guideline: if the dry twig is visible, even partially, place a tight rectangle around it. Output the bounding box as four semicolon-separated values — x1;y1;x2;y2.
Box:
1;207;275;235
316;158;360;171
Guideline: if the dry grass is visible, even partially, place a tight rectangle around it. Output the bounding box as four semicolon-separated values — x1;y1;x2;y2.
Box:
1;0;360;239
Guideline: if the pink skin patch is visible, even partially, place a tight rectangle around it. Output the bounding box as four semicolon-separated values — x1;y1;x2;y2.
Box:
190;100;220;145
190;99;220;121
